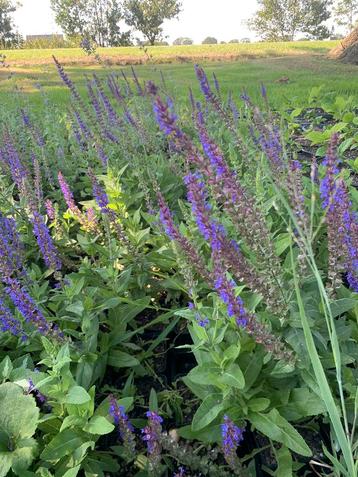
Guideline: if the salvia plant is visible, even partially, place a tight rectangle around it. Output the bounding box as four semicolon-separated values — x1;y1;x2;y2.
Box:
0;59;356;477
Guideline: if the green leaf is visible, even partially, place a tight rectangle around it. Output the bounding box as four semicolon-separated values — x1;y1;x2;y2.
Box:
248;398;270;412
107;350;140;368
222;344;240;362
249;409;311;457
149;388;158;412
0;383;39;439
219;363;245;389
84;416;114;435
278;388;325;421
60;416;86;432
275;446;293;477
11;439;38;475
65;386;91;405
40;429;85;461
187;365;221;386
0;453;11;477
329;299;357;319
62;466;81;477
192;394;224;431
0;356;13;381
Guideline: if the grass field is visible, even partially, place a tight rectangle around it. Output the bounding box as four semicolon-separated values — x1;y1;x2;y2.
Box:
0;41;357;111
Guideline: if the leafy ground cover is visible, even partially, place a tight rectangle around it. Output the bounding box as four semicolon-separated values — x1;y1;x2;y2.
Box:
0;48;357;477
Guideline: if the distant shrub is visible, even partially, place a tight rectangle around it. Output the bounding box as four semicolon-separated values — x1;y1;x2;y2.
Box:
139;40;169;46
241;37;251;43
229;39;240;43
173;37;193;45
202;36;218;44
22;35;81;49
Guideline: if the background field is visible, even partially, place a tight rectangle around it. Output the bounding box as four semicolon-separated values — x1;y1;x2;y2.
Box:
0;40;357;111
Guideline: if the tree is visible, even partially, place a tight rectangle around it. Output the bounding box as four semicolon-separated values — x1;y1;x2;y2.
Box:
202;36;218;44
123;0;182;46
173;36;193;45
334;0;358;33
50;0;131;46
0;0;21;48
248;0;331;41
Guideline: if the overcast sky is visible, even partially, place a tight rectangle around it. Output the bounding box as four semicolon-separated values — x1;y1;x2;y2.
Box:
13;0;258;43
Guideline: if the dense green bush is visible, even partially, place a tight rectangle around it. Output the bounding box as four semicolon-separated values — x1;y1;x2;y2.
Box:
0;60;357;476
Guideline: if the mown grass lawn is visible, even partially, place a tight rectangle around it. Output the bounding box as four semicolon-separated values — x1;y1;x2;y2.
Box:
0;41;357;112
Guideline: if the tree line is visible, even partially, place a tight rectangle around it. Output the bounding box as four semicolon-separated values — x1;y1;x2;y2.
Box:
0;0;358;49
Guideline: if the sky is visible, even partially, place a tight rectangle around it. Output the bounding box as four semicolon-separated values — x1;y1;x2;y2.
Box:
13;0;258;43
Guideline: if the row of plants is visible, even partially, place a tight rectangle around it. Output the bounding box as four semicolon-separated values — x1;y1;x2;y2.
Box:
0;60;357;477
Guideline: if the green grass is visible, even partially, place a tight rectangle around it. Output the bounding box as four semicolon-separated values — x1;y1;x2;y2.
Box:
0;41;339;65
0;41;357;112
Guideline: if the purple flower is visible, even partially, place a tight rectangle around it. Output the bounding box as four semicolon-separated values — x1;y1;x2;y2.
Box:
195;64;212;101
142;411;163;466
198;122;229;176
73;108;92;141
0;214;25;280
213;274;248;327
221;415;243;469
260;82;267;99
131;66;144;95
109;395;136;453
31;211;61;271
28;378;46;403
93;73;121;126
5;278;51;335
53;56;85;109
153;97;183;139
174;467;186;477
320;133;340;210
213;72;220;95
58;171;81;217
195;312;209;327
319;135;358;291
45;200;56;221
108;73;125;103
0;297;24;337
124;108;137;128
88;169;109;211
146;80;158;96
3;134;30;192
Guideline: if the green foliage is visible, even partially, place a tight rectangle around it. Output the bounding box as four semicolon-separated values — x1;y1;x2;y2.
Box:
0;59;357;476
333;0;358;32
173;36;193;45
0;382;39;476
50;0;132;47
248;0;332;41
0;0;22;48
202;36;218;44
123;0;182;45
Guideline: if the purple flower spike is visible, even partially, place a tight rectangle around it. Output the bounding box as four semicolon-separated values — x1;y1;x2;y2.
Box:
0;297;24;337
221;415;243;469
109;395;136;454
142;411;163;467
213;273;248;328
45;200;56;221
320;135;358;291
31;212;61;271
5;278;51;336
